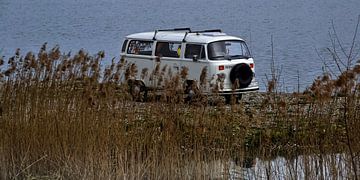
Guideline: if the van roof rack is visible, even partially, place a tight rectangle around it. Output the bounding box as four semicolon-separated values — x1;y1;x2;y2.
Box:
152;28;223;42
158;28;192;32
153;28;191;40
182;29;223;42
192;29;222;34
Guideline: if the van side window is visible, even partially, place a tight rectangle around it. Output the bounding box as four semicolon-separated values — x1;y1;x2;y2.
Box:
185;44;205;59
155;42;181;58
127;40;153;55
121;40;128;53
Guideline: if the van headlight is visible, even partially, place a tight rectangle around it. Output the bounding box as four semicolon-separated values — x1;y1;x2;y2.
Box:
217;73;226;81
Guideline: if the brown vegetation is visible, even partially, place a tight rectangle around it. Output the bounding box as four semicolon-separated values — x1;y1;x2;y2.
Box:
0;40;359;179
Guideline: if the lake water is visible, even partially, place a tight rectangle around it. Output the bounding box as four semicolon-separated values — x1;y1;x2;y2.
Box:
1;0;360;91
199;153;352;179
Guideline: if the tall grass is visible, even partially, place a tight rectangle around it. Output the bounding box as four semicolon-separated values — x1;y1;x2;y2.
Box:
0;39;359;179
0;45;254;179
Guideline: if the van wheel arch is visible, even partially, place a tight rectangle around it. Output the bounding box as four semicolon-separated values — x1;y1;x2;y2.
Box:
128;79;147;101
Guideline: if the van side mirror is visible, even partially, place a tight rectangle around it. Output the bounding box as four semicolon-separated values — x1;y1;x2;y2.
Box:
192;55;198;62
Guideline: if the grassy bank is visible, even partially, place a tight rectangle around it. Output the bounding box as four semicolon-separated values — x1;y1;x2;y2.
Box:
0;45;359;179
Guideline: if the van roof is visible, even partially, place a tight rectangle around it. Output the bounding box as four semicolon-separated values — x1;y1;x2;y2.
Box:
125;31;244;44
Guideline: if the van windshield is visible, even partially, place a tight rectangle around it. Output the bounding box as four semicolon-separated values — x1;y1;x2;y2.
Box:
208;40;251;60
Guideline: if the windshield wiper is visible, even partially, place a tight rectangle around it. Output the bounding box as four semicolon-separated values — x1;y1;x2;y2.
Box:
231;55;250;59
210;55;225;60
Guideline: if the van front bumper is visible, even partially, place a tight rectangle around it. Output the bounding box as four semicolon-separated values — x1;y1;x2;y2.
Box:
216;80;259;95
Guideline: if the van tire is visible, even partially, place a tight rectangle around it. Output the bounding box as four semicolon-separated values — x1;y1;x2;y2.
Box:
224;94;242;104
128;80;147;102
184;80;197;103
230;63;253;88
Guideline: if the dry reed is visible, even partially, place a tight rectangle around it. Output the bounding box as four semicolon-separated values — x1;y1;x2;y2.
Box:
0;42;359;179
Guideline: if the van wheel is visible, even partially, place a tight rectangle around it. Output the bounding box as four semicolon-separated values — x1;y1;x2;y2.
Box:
224;94;242;104
128;80;147;102
184;80;197;103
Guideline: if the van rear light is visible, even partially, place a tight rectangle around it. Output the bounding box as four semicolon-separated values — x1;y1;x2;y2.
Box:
219;65;224;71
250;63;254;69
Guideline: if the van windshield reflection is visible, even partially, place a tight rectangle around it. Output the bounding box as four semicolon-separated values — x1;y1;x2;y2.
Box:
208;40;251;60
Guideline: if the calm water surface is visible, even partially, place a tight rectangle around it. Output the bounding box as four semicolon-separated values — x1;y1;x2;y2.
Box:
1;0;360;91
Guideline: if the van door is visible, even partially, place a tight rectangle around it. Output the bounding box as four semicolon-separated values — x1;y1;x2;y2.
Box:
125;39;155;87
181;44;209;91
154;41;182;88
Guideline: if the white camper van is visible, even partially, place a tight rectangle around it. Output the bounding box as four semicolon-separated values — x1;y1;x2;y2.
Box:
120;28;259;102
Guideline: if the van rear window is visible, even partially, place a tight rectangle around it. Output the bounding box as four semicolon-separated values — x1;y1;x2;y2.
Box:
127;40;153;55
